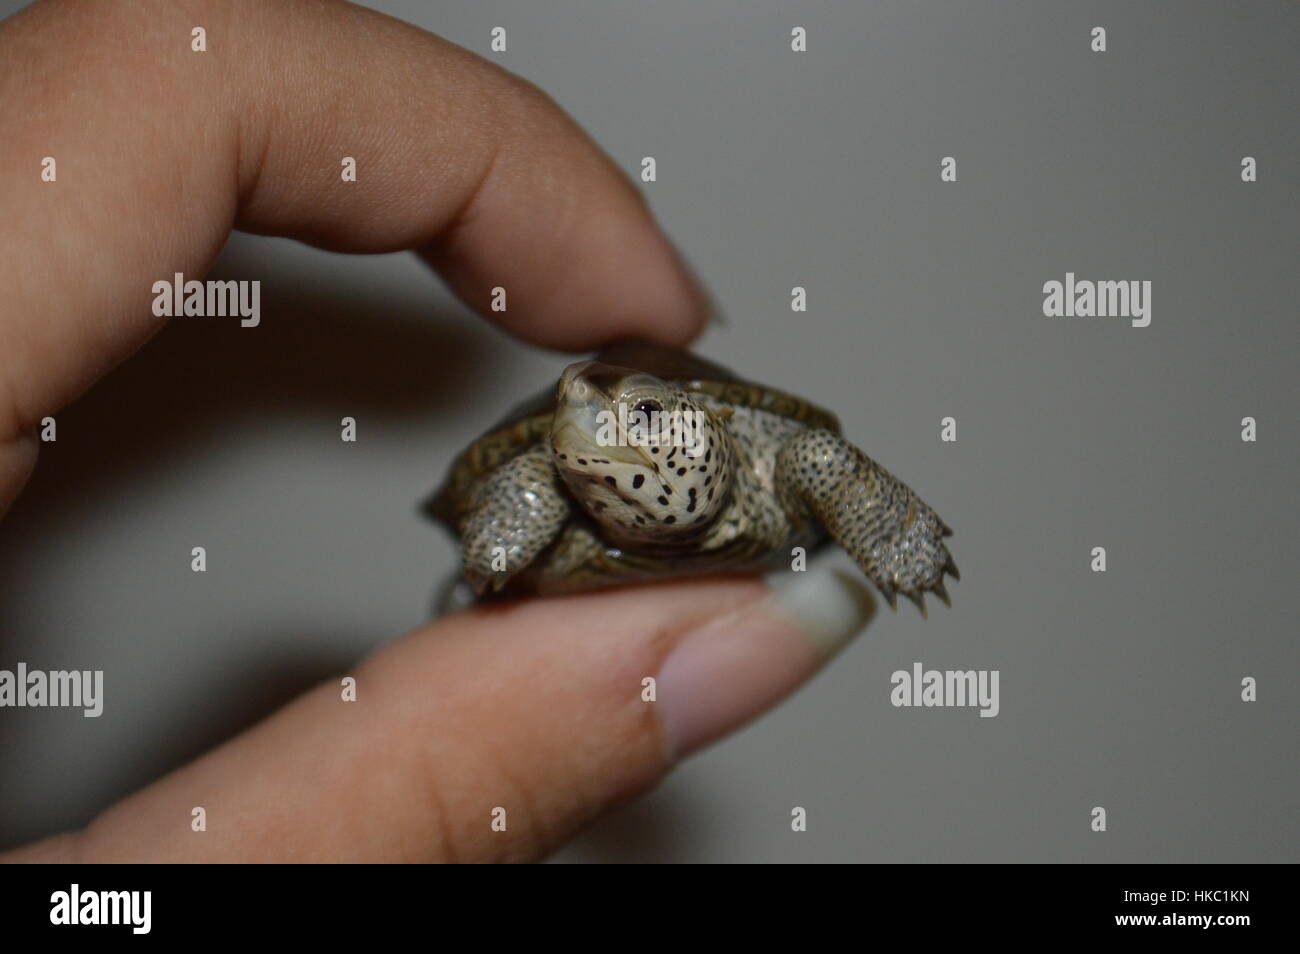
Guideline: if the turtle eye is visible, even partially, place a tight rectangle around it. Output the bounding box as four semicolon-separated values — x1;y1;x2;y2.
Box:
633;399;661;417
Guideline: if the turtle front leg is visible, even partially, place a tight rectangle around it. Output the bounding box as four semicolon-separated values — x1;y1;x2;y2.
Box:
459;444;571;595
776;430;958;615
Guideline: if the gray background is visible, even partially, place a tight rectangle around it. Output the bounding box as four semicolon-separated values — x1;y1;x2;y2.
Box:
1;0;1296;862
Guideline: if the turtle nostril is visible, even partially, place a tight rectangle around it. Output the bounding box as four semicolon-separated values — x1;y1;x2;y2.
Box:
557;361;596;403
565;378;592;403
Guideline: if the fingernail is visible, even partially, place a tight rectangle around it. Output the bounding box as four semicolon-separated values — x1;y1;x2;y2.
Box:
666;244;725;330
656;564;875;759
701;284;729;328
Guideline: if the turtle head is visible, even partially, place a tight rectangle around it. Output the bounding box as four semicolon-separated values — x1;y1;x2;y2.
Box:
550;360;732;543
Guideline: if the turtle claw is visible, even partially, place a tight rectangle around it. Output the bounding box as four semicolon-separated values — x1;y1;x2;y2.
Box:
882;565;955;616
905;590;928;618
466;571;490;597
944;555;961;581
466;568;510;597
879;583;898;611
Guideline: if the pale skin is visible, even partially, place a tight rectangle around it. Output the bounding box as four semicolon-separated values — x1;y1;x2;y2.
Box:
0;0;873;863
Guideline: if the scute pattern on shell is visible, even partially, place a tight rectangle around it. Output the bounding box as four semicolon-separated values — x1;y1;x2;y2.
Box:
688;379;840;433
427;413;551;527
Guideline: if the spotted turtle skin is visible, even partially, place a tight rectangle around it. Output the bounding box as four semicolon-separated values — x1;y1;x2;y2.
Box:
426;341;957;614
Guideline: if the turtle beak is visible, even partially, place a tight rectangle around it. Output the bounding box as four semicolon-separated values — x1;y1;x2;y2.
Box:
554;373;604;439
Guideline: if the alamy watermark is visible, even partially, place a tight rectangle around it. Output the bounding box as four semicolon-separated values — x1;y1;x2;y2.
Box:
1042;272;1151;327
151;272;260;327
592;403;707;458
0;663;103;717
891;662;999;717
50;884;150;934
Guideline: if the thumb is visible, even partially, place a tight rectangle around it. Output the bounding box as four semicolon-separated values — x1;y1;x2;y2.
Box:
5;567;872;863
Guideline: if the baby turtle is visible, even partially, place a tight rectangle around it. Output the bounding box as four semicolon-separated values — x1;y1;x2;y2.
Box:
426;341;958;614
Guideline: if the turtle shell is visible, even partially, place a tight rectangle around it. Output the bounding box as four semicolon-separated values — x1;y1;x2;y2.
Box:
426;340;840;530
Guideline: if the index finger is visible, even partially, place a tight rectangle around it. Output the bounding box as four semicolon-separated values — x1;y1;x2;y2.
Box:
0;0;707;460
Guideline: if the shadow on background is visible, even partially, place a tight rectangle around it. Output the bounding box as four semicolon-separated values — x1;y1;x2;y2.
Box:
1;259;494;532
0;251;504;843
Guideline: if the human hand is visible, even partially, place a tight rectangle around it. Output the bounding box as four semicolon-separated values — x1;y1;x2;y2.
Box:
0;0;873;862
